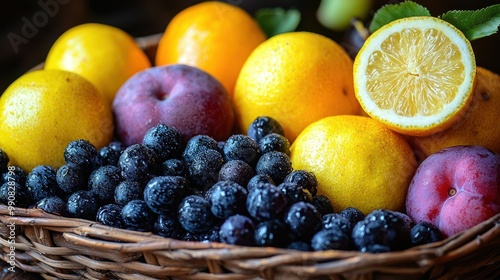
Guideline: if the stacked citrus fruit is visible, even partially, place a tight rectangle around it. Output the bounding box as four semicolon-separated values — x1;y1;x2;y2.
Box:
0;22;150;172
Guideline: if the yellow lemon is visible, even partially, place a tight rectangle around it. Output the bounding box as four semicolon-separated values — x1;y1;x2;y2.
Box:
0;70;114;171
234;31;360;142
354;16;476;136
410;67;500;158
45;23;151;104
290;115;417;214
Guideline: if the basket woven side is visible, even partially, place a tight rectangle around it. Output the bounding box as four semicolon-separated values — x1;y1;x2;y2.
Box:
1;205;499;280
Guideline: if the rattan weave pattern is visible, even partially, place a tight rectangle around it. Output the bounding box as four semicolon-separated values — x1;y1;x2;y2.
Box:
1;206;499;279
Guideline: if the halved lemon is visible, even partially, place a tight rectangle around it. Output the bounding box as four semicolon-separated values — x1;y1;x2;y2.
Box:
354;16;476;136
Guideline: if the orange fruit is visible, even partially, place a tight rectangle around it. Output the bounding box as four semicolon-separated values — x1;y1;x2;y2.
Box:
0;70;114;171
45;23;151;104
234;31;360;142
354;16;476;136
290;115;417;214
155;1;267;96
410;67;500;159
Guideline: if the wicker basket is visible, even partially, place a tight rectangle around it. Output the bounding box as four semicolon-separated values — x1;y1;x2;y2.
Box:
1;205;498;280
1;33;500;280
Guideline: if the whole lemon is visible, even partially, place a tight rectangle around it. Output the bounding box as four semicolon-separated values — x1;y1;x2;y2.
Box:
234;31;360;142
0;70;114;171
290;115;417;214
155;1;266;96
410;67;500;159
45;23;151;104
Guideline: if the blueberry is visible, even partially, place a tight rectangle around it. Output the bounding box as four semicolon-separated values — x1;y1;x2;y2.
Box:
99;146;122;166
118;144;159;182
199;224;221;243
161;159;188;177
283;170;318;196
223;134;260;166
66;190;99;219
2;165;26;187
218;160;255;187
287;241;311;252
0;149;9;173
114;181;143;205
339;207;365;226
312;195;334;216
322;213;352;234
56;163;87;194
36;196;67;216
26;165;60;202
246;182;287;222
154;214;185;239
187;149;224;190
254;219;289;248
311;229;351;251
284;202;322;241
64;139;100;173
278;182;312;207
143;124;182;162
258;133;290;156
208;181;247;219
410;221;442;246
109;141;125;152
178;195;214;233
391;210;415;230
88;165;121;204
144;176;192;214
96;204;124;228
203;182;216;201
247;116;285;144
255;151;292;184
217;141;226;153
247;174;275;193
0;182;30;208
183;135;220;164
219;214;255;246
121;199;155;232
351;209;411;253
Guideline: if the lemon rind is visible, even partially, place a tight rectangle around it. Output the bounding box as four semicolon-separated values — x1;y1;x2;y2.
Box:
354;16;476;135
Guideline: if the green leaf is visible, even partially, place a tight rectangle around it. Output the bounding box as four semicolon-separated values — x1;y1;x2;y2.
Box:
254;8;301;38
440;4;500;41
369;1;431;33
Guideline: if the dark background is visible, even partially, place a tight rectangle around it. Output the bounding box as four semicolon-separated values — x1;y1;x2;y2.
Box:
1;0;499;95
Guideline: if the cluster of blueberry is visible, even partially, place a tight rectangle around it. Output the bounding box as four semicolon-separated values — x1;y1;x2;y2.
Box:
0;116;442;252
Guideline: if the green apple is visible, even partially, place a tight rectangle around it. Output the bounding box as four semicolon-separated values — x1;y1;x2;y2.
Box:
317;0;372;31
